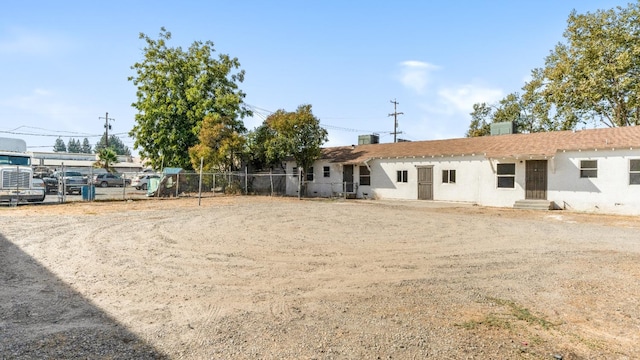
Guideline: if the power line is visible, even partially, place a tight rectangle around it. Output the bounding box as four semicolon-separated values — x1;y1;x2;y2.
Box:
246;103;390;134
6;126;95;136
320;123;390;134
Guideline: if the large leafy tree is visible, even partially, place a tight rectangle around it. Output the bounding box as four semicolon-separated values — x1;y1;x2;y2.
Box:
261;104;328;180
467;93;545;136
94;134;131;156
188;114;246;172
468;3;640;136
129;27;251;170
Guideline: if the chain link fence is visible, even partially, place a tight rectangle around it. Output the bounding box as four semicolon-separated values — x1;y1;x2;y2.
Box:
43;170;290;204
148;171;288;198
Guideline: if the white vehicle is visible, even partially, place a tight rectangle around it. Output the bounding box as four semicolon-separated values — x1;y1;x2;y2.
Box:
131;173;160;190
0;137;44;203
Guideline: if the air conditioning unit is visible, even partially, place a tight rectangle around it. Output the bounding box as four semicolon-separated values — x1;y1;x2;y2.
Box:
358;134;379;145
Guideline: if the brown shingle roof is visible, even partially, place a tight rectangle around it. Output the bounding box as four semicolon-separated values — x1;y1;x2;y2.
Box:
321;126;640;163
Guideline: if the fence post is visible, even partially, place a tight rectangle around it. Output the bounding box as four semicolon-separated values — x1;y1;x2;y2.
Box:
89;167;94;202
270;169;274;196
13;165;19;206
198;157;203;206
61;163;66;203
245;166;248;195
176;173;180;197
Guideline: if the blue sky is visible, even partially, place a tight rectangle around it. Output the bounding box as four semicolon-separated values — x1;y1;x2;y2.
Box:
0;1;630;154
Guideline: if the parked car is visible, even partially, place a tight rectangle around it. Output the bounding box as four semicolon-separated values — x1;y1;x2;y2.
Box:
48;171;86;195
131;174;160;190
92;173;131;187
41;176;58;194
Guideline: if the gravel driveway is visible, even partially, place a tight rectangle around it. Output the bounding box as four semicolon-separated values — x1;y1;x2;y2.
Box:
1;197;639;359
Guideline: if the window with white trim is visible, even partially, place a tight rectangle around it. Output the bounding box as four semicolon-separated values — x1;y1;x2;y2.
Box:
630;159;640;185
396;170;408;183
496;163;515;188
442;169;456;184
359;166;370;186
580;160;597;178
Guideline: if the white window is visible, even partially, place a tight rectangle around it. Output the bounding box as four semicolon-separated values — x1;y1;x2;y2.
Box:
396;170;408;183
442;169;456;184
497;163;515;188
630;159;640;185
580;160;597;178
359;166;370;185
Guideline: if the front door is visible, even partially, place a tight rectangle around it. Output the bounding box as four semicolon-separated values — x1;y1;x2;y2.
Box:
343;165;354;193
417;166;433;200
525;160;547;200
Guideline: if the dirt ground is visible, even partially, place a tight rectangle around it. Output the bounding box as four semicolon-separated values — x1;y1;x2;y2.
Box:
1;197;639;359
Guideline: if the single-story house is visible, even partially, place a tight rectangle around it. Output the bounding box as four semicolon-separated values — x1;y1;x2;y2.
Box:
285;126;640;215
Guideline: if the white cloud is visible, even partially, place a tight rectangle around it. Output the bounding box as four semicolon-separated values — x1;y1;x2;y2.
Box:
437;84;503;115
397;60;440;94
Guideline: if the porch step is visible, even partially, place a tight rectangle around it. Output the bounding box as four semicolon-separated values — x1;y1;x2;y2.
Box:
513;199;553;210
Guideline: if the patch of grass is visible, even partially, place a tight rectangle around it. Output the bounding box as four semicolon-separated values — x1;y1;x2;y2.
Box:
487;297;555;330
457;297;556;331
459;313;513;330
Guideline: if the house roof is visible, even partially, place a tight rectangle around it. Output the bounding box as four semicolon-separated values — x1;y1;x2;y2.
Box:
321;126;640;164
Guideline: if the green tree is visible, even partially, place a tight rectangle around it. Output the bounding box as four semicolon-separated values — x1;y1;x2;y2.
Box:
93;148;118;173
67;138;81;153
468;3;640;136
94;134;131;156
129;27;251;170
262;104;328;195
539;4;640;127
466;103;492;137
188;114;246;172
81;138;92;154
53;138;66;152
245;124;279;171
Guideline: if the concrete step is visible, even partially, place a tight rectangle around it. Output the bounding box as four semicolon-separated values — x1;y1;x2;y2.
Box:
513;199;552;210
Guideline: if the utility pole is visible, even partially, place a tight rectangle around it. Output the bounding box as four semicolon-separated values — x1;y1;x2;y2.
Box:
99;112;115;147
388;99;404;143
